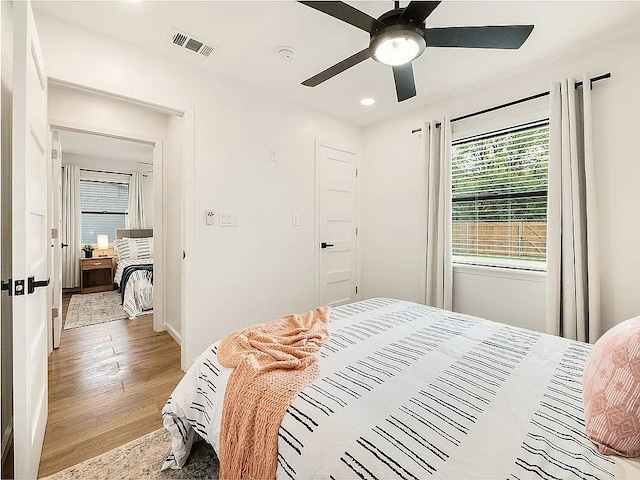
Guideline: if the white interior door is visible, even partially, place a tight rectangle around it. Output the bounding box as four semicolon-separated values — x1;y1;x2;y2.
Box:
12;1;49;477
317;142;357;307
50;131;62;349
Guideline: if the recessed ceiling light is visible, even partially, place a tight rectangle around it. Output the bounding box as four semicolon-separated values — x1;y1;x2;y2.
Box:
360;98;375;106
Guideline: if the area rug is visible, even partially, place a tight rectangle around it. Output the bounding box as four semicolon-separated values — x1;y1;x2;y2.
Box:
42;428;219;480
64;291;128;329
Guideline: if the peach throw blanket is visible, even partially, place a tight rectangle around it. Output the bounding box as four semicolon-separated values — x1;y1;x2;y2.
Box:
217;306;331;480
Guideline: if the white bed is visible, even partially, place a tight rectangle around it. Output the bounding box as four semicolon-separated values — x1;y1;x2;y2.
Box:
114;229;154;318
162;298;640;479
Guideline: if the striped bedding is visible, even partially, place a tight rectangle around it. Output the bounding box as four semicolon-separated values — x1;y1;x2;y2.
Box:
114;258;153;285
161;298;640;479
114;258;153;318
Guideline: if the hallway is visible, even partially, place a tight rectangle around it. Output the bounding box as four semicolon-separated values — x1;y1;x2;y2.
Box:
38;294;183;477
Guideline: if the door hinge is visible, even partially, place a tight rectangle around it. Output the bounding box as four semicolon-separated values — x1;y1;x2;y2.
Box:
355;227;358;236
51;228;59;239
52;307;59;319
51;149;59;160
356;286;358;295
355;168;358;177
1;279;12;296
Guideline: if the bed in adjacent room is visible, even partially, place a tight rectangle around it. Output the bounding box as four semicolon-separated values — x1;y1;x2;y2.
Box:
113;229;154;319
162;298;640;479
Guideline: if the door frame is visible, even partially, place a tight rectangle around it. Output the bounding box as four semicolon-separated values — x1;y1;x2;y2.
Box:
49;118;166;331
46;77;195;372
313;138;361;307
48;130;62;351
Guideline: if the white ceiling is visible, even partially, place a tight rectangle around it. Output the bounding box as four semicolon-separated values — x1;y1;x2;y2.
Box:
33;1;639;127
59;130;154;165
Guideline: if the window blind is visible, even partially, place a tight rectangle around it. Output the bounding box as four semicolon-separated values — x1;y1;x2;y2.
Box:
451;121;549;268
80;180;129;245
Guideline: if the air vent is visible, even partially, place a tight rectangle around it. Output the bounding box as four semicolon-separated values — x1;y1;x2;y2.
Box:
170;28;216;57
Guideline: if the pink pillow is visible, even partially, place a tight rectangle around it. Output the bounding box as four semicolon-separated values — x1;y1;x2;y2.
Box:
583;316;640;457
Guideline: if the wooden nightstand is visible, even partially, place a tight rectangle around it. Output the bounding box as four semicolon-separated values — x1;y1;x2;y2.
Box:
80;257;114;294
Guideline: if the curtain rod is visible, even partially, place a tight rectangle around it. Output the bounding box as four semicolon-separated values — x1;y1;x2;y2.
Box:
73;167;148;177
411;72;611;134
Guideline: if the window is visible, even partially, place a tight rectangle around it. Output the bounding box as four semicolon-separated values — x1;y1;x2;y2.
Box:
451;120;549;269
80;180;129;244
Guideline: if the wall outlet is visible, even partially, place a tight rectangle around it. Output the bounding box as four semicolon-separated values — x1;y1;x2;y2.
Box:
269;147;277;162
206;210;217;226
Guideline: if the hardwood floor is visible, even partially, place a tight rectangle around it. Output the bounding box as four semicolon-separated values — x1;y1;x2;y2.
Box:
37;293;184;478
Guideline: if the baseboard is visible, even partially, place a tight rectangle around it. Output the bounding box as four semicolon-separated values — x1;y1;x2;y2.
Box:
1;420;12;465
164;322;181;346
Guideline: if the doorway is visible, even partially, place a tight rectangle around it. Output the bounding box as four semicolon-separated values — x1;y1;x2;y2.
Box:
47;82;184;339
52;129;156;339
37;83;187;475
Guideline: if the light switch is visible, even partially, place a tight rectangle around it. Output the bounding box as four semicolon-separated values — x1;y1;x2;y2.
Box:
219;212;238;227
292;213;300;226
269;147;277;162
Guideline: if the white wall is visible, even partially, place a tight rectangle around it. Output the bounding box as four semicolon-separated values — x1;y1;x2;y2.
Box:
34;13;364;365
361;29;640;335
453;267;546;332
49;84;182;339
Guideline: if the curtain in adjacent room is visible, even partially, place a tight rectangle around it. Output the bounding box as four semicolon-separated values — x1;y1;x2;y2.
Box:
62;165;81;288
547;74;601;343
127;172;146;228
423;119;453;310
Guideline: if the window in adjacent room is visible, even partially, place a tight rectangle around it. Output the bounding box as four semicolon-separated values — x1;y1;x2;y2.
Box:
80;179;129;244
451;120;549;270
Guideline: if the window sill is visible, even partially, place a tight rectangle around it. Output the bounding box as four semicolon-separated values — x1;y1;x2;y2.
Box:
453;263;546;283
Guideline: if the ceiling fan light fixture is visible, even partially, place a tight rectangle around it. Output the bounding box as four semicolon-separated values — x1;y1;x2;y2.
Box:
370;26;426;66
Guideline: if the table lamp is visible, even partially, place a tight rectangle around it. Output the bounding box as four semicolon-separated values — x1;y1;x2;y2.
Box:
97;234;109;257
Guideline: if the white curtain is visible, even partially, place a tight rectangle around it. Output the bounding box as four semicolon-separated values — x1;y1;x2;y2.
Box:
423;119;453;310
62;165;81;289
546;74;601;343
127;172;146;228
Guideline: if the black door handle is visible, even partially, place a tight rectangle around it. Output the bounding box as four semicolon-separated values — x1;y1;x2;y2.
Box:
61;243;69;248
28;276;50;294
321;242;335;249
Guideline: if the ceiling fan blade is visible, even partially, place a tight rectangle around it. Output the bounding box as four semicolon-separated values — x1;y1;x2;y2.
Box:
424;25;534;49
399;2;441;26
392;63;416;102
298;1;386;33
302;48;371;87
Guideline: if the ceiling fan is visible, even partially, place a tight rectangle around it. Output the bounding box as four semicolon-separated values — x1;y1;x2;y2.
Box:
298;1;534;102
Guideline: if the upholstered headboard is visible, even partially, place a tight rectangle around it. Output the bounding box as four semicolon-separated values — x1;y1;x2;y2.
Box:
116;229;153;239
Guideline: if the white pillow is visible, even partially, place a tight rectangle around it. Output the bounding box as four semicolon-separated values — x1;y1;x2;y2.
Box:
114;237;153;262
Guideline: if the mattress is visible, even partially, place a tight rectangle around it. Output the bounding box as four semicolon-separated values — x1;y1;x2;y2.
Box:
162;298;640;479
